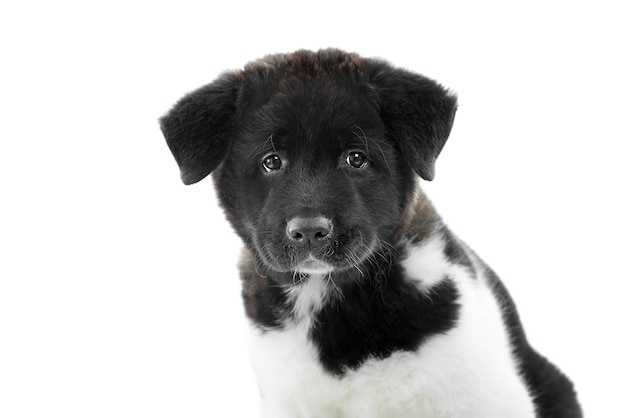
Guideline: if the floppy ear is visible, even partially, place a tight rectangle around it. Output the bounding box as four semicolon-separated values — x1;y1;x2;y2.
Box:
367;62;457;181
159;72;241;185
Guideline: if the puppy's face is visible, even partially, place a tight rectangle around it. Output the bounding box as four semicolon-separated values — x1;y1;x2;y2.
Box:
160;49;457;278
217;81;412;274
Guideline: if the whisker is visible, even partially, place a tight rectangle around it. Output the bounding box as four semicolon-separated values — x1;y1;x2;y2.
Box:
352;126;393;174
325;273;344;299
242;134;278;176
352;126;371;156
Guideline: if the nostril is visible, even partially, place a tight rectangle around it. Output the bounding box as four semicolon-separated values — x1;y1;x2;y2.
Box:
291;231;305;241
314;229;329;241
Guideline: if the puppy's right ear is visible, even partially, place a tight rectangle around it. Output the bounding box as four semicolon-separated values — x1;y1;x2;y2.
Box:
159;72;241;185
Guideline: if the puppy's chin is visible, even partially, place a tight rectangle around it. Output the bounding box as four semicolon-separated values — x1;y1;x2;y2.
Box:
294;256;334;275
256;250;335;275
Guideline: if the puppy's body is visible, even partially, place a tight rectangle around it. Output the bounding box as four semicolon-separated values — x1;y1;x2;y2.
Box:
161;49;582;417
249;242;534;418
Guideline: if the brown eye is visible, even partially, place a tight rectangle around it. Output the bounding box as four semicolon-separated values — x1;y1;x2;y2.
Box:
262;154;282;172
346;151;368;169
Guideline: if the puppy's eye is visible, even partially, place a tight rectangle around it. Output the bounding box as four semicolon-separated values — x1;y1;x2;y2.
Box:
262;154;283;172
346;151;368;169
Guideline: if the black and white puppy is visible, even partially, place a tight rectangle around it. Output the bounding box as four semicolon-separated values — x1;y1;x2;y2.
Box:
160;49;582;418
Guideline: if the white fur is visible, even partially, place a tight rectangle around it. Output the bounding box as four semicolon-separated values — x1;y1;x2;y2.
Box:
295;256;335;275
401;234;465;290
287;274;333;322
249;238;537;418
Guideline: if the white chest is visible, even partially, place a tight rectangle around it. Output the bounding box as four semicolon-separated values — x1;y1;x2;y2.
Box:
248;266;536;418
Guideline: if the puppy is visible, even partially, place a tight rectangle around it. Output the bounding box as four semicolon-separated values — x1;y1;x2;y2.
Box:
160;49;582;418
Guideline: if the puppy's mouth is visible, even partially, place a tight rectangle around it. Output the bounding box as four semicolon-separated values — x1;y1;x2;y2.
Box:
254;233;377;275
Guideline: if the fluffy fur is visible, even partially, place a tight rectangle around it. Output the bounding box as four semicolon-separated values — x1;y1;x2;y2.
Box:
160;49;582;417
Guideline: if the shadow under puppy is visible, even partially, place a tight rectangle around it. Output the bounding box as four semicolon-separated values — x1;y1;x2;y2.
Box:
160;49;582;418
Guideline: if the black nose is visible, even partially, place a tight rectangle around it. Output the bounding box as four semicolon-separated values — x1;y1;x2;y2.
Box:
287;217;332;248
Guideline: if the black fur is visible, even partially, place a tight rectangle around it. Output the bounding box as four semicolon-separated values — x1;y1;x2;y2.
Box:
482;265;583;417
313;270;460;376
239;248;460;375
160;49;582;417
161;72;240;185
160;49;455;186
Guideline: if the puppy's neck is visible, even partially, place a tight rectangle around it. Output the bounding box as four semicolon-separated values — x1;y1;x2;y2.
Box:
395;176;444;245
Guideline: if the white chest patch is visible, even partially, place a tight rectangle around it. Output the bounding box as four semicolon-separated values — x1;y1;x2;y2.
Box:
401;234;466;290
248;242;537;418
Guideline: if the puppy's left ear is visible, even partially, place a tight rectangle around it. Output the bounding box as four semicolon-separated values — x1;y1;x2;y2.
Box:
368;62;457;181
160;72;241;185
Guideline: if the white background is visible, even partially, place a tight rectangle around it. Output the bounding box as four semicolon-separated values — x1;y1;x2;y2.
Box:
1;1;624;416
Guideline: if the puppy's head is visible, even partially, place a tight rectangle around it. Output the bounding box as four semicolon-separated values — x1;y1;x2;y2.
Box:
160;49;456;276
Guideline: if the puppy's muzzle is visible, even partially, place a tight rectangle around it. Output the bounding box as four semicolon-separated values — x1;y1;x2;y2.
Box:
286;217;333;249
